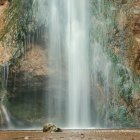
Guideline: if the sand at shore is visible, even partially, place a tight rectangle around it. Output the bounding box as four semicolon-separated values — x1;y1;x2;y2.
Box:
0;129;140;140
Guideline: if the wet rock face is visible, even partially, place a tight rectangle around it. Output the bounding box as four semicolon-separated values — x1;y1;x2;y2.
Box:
132;93;140;107
0;0;5;5
0;0;8;33
111;1;140;74
128;1;140;74
43;123;62;132
8;45;48;94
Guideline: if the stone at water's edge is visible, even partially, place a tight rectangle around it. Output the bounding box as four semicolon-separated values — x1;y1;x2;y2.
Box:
43;123;62;132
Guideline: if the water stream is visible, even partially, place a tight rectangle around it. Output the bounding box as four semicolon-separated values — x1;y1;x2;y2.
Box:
1;0;131;129
0;62;13;129
45;0;91;128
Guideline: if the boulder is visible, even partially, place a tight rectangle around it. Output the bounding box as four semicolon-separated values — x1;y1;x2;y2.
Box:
43;123;62;132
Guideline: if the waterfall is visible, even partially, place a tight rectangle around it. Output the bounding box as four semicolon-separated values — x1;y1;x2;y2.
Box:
46;0;91;128
36;0;114;128
0;62;13;129
2;62;9;88
1;105;10;124
66;0;90;128
0;88;13;129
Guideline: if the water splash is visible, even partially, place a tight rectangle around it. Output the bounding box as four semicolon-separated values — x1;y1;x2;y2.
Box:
1;104;11;126
0;62;13;129
0;91;13;129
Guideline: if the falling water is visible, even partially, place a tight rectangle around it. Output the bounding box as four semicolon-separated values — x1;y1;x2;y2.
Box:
1;0;136;129
0;104;11;127
45;0;91;128
2;62;9;88
0;62;13;129
90;0;114;127
67;0;90;128
34;0;116;128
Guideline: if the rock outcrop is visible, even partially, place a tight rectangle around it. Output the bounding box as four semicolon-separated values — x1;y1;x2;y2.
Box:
43;123;62;132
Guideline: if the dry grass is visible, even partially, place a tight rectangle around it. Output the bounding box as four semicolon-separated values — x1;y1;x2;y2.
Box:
0;1;11;65
19;45;48;76
0;1;8;36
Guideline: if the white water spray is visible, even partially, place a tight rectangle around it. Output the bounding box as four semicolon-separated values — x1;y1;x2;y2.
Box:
0;90;13;129
35;0;114;128
46;0;91;128
66;0;90;128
